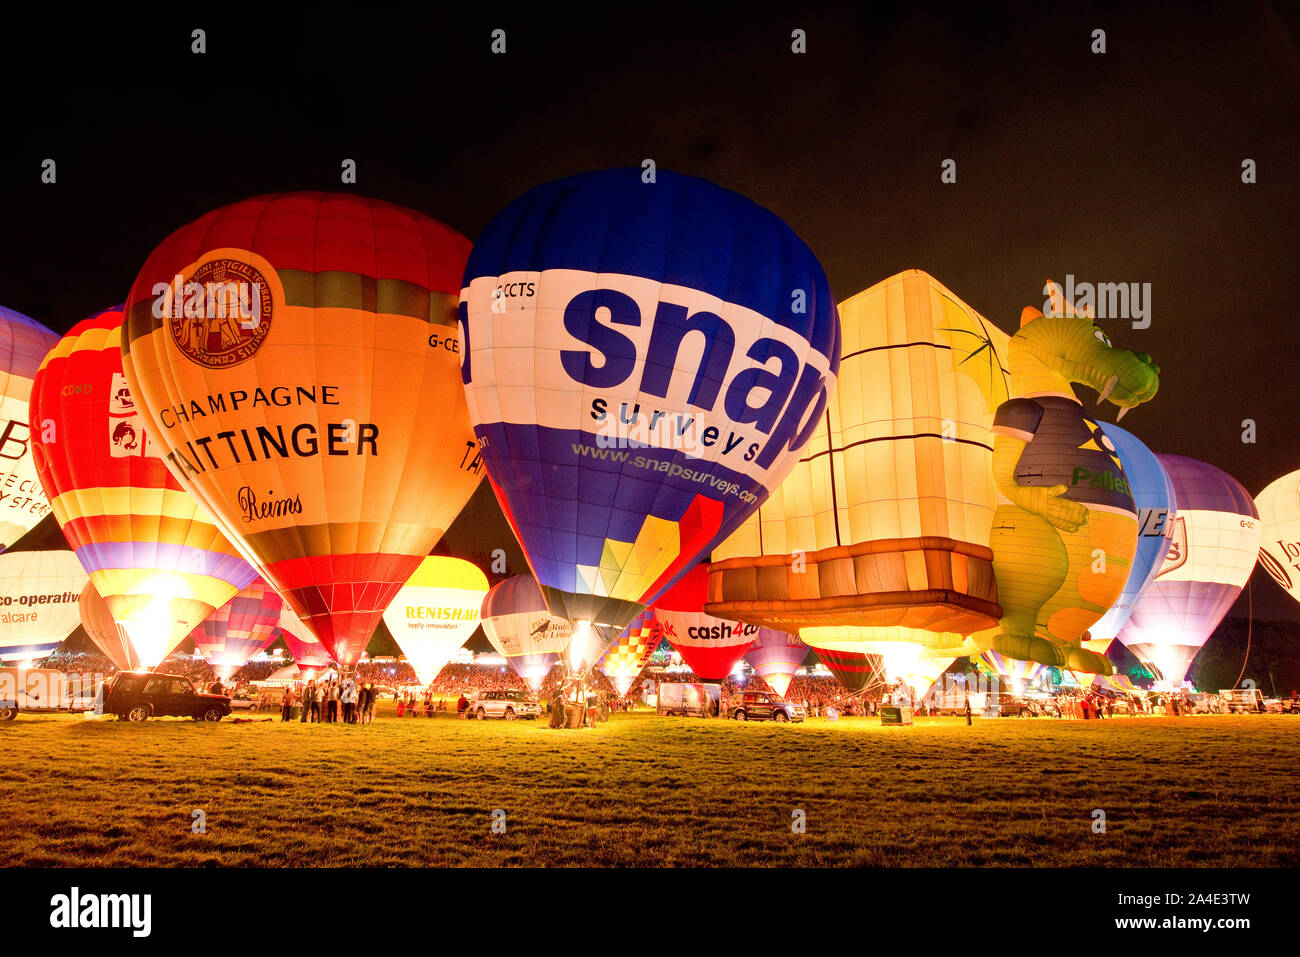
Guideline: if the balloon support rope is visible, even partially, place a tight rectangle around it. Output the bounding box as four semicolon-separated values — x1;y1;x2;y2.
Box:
1232;580;1253;690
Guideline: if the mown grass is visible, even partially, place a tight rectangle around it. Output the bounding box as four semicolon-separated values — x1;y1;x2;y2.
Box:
2;709;1296;867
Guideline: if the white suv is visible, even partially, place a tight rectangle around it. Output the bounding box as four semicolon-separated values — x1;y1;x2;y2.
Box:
467;689;541;720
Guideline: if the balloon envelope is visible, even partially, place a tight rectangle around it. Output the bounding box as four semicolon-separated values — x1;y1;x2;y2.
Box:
708;270;1005;634
189;579;283;679
30;308;256;667
598;609;663;697
743;628;805;698
0;551;87;663
1255;470;1300;606
1117;455;1260;686
655;566;757;682
0;306;60;551
120;193;483;666
1088;424;1178;643
79;580;140;671
977;650;1047;690
459;167;841;637
814;648;884;695
382;557;489;686
480;575;573;691
276;604;333;677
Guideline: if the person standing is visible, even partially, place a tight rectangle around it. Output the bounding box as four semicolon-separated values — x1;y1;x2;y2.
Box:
327;681;339;723
964;693;972;726
280;686;294;722
341;675;357;723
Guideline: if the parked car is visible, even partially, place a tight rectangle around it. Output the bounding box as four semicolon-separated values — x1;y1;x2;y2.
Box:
466;689;540;720
102;671;231;722
728;690;805;723
990;692;1055;717
229;690;264;712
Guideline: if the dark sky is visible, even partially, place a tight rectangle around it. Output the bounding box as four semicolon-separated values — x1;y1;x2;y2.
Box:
3;2;1298;619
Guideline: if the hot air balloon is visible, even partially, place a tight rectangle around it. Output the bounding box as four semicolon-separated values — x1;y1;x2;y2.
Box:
1117;455;1261;687
1067;423;1177;680
0;551;87;663
814;648;885;695
277;605;332;678
382;556;489;687
0;306;60;551
976;650;1048;693
1255;470;1300;606
743;628;806;697
30;308;256;667
120;193;484;667
598;609;662;697
79;580;140;671
655;565;757;682
708;270;1005;635
189;579;283;680
480;575;573;692
459;167;840;642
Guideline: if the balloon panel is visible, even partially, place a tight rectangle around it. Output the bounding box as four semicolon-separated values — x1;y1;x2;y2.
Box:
598;609;662;696
460;168;841;635
1087;424;1178;642
1255;470;1300;603
120;193;483;666
0;306;60;551
708;270;1003;634
30;308;256;666
0;551;87;662
382;556;489;686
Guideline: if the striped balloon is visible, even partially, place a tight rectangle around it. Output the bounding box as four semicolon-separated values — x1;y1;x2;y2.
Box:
189;579;283;679
30;307;257;667
79;579;140;671
743;628;805;697
815;648;884;695
0;306;60;551
599;609;663;696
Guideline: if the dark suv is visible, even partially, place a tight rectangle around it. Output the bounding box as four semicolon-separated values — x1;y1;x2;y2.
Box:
729;690;806;723
103;671;231;722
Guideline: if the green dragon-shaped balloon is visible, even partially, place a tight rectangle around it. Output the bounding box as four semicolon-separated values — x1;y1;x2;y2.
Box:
984;281;1160;673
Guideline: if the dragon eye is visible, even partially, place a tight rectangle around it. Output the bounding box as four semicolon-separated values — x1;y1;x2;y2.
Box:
1093;329;1111;347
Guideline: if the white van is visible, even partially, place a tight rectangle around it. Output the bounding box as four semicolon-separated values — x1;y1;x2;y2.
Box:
0;667;103;719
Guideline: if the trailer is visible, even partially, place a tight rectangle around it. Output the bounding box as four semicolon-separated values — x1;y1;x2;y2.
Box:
656;682;722;717
0;667;104;720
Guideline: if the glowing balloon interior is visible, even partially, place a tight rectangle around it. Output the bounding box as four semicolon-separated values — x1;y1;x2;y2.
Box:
382;556;489;687
0;551;87;663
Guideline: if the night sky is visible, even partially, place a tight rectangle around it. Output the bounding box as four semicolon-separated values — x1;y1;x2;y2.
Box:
4;2;1298;620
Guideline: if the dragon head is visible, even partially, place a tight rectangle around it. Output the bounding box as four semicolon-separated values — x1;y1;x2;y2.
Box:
1010;281;1159;420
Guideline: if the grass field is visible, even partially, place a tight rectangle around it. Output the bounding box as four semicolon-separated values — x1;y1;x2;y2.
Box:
2;709;1297;867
